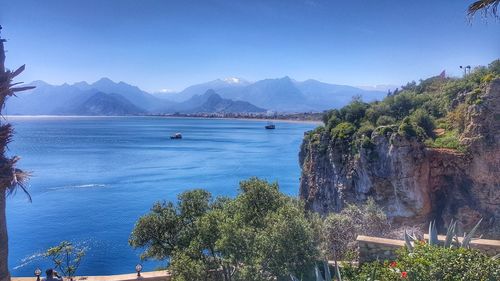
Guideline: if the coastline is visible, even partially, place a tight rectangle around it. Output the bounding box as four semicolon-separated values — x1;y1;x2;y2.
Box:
4;115;323;125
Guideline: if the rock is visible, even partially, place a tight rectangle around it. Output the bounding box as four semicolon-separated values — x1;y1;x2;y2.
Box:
299;79;500;236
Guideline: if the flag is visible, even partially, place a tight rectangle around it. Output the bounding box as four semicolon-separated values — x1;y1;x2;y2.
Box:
439;70;446;79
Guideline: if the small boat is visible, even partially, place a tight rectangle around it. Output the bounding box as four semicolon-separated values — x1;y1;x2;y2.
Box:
265;122;275;129
170;133;182;139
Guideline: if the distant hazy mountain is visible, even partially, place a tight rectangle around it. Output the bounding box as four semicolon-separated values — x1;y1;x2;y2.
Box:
5;78;173;115
5;76;386;115
293;79;386;109
72;78;173;111
164;77;386;112
59;92;146;115
165;90;265;113
167;78;251;102
5;81;89;115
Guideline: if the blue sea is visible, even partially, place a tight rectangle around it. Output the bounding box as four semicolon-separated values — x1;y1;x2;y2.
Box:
5;116;316;276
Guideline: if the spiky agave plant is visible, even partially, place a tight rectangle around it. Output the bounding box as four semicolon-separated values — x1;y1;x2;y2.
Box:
0;25;34;281
404;219;484;252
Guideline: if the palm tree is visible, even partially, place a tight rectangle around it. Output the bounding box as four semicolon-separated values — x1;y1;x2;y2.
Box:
468;0;499;19
0;25;34;281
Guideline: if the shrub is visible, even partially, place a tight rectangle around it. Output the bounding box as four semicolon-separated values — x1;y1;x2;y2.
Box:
488;59;500;75
397;243;500;280
446;103;468;133
376;115;396;126
323;198;390;259
330;122;356;140
388;93;415;119
356;121;375;138
398;117;426;140
326;115;341;131
482;73;495;84
410;108;435;137
467;88;483;105
342;244;500;281
373;125;396;137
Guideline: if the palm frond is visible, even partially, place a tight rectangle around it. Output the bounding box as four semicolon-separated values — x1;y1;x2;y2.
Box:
10;168;31;202
9;64;26;79
468;0;500;19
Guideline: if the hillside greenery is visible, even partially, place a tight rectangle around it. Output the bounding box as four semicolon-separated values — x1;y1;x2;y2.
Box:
309;59;500;154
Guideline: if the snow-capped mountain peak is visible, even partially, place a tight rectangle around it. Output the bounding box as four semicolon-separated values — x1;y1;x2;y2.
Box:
223;77;246;84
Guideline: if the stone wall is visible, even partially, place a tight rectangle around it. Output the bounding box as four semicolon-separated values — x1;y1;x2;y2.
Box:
357;235;405;263
357;235;500;263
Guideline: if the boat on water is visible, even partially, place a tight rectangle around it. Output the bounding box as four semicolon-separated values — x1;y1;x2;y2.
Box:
170;133;182;139
265;122;275;129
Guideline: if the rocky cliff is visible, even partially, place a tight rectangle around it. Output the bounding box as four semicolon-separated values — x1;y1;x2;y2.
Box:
299;78;500;235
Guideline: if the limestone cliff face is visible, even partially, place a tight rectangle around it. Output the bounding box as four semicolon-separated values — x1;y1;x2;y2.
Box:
299;79;500;235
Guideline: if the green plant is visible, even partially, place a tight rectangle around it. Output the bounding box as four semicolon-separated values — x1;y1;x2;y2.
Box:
427;130;466;152
341;244;499;281
45;241;86;280
315;59;499;161
405;218;483;251
330;122;356;140
410;108;435;137
396;243;499;280
376;115;396;126
131;178;318;281
398;117;426;140
323;199;390;260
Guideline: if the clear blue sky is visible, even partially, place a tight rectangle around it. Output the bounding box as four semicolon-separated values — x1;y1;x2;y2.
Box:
1;0;499;92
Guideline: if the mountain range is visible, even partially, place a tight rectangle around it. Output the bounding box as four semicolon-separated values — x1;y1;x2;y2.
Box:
4;77;386;115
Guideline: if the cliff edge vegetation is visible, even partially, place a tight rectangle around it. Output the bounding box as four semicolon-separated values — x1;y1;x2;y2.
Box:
299;60;500;236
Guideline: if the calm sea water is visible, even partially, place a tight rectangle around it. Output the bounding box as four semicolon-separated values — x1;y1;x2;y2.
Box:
5;116;316;276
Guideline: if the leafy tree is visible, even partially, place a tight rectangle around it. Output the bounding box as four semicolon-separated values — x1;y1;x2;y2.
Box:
130;178;317;281
45;241;86;280
129;189;212;261
339;97;368;126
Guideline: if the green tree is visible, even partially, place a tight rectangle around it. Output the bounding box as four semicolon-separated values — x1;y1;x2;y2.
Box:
0;26;34;281
339;97;368;126
45;241;86;280
130;178;317;281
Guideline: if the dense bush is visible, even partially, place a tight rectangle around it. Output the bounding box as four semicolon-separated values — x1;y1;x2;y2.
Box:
330;122;356;140
410;108;435;137
376;115;396;126
342;243;500;281
398;117;426;140
321;198;390;260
